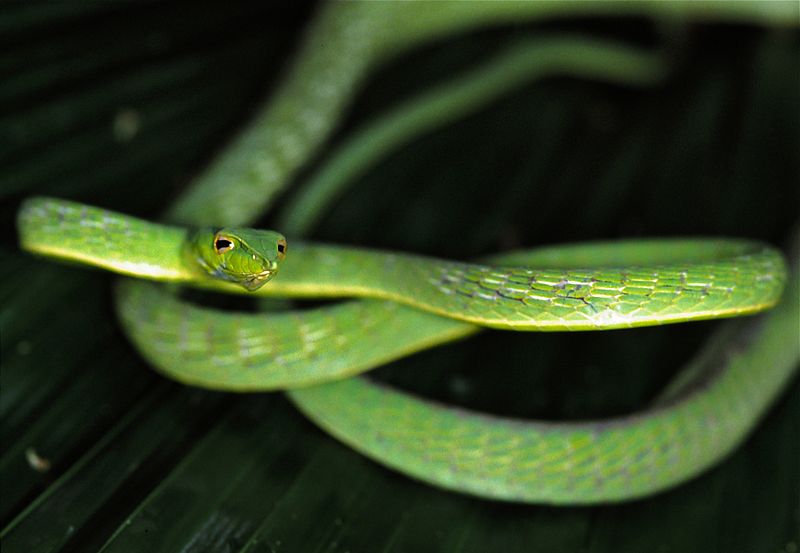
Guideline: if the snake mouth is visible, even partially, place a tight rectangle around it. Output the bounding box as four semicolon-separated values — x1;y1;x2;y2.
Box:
241;269;276;291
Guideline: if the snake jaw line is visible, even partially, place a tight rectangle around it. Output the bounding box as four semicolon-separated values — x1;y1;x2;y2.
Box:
242;269;278;291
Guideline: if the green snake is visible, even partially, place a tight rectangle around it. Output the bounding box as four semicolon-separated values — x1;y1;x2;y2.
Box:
17;196;798;503
15;2;800;505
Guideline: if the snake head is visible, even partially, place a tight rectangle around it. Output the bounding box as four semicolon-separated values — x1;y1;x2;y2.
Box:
188;227;287;291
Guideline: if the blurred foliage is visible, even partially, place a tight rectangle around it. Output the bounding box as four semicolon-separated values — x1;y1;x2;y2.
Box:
1;2;798;552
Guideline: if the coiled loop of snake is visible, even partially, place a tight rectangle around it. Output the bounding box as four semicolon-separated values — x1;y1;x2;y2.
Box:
16;1;800;504
17;196;797;503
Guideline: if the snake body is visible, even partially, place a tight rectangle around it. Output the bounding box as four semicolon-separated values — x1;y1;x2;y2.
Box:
17;196;797;503
15;1;800;505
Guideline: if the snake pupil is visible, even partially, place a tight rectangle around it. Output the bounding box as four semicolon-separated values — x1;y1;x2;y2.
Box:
215;238;233;253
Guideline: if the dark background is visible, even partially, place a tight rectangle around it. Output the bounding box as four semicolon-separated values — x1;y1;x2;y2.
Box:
1;3;798;552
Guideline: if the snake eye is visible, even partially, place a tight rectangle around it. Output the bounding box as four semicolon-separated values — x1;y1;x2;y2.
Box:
214;236;234;254
277;238;287;260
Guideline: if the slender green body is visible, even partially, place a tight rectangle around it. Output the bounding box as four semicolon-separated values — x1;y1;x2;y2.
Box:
290;279;799;502
17;197;798;503
20;197;786;332
14;1;800;506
